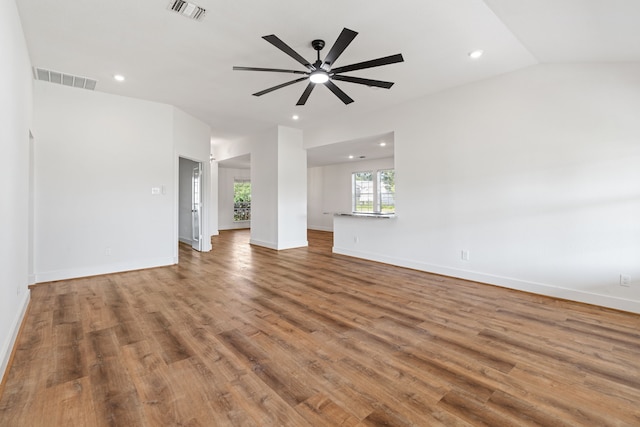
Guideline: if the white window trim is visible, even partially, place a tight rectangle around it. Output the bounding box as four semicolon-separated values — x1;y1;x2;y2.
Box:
352;169;395;214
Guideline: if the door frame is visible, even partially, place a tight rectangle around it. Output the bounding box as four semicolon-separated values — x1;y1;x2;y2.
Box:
191;161;203;251
175;154;211;262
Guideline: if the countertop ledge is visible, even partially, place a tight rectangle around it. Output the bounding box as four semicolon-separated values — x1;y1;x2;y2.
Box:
330;212;396;219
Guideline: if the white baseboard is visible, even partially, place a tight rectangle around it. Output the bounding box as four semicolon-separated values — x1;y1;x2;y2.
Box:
250;238;277;250
35;256;176;283
179;237;194;245
250;239;308;251
1;291;30;383
333;246;640;314
276;240;309;250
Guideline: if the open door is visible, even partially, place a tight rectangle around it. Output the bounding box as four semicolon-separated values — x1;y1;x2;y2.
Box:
191;163;203;251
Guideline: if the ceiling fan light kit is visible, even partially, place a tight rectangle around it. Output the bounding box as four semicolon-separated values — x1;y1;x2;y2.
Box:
309;70;329;84
233;28;404;105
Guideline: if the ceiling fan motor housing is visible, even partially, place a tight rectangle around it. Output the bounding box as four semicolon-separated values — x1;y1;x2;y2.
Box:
311;39;325;51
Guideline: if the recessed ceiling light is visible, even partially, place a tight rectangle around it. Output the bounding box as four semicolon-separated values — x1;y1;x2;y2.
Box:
114;74;125;82
380;142;386;147
348;155;354;159
468;50;484;59
292;115;299;120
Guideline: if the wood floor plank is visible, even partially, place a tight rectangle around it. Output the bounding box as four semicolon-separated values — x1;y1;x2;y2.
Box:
219;329;317;407
143;311;194;365
295;392;360;427
37;377;98;427
509;363;640;425
46;321;85;388
1;229;640;426
184;356;260;427
438;389;521;427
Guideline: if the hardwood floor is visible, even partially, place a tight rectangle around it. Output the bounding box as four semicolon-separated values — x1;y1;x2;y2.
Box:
1;229;639;426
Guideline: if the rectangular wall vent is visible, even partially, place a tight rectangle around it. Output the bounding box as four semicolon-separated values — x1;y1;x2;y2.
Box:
33;67;97;90
168;0;206;21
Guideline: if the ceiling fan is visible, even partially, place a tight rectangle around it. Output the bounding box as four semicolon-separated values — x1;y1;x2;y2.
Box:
233;28;404;105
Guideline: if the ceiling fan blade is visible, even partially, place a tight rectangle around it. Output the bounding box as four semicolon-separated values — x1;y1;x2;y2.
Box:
263;34;313;70
322;28;358;69
332;75;394;89
233;66;308;75
296;83;316;106
324;80;354;104
252;77;308;97
331;53;404;74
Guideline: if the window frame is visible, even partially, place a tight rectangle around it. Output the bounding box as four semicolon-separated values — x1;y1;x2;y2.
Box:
352;170;375;213
352;168;395;214
233;178;251;222
377;168;395;214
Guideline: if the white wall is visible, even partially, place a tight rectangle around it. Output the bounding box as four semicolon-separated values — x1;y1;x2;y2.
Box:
209;159;219;237
34;82;175;281
308;157;394;231
33;82;211;281
249;127;279;247
276;126;307;249
214;126;307;250
0;0;33;381
173;108;211;162
218;167;250;230
307;63;640;313
173;108;212;252
307;167;327;231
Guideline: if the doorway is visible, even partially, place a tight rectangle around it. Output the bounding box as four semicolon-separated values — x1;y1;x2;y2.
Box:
179;157;203;251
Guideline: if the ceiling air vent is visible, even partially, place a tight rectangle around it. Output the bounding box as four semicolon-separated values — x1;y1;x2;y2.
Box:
168;0;206;21
33;67;97;90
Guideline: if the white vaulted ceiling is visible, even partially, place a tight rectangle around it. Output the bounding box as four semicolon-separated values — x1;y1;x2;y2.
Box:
16;0;640;146
484;0;640;63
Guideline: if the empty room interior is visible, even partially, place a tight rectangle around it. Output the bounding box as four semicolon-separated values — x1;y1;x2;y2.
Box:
1;0;640;425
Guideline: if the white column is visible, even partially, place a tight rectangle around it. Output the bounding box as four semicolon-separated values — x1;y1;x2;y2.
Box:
250;126;307;250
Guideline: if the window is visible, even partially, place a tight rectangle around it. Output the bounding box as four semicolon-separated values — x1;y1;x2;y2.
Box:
233;179;251;221
352;169;395;214
352;172;374;213
378;169;395;213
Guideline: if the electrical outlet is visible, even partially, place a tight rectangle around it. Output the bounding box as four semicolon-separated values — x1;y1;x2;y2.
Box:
461;250;470;261
620;274;631;287
105;247;112;256
353;236;359;244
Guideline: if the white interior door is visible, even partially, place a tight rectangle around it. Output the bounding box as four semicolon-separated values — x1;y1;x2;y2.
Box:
191;163;202;251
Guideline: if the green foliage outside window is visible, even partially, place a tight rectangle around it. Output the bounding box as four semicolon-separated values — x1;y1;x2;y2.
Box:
353;172;374;212
378;169;395;213
234;181;251;221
